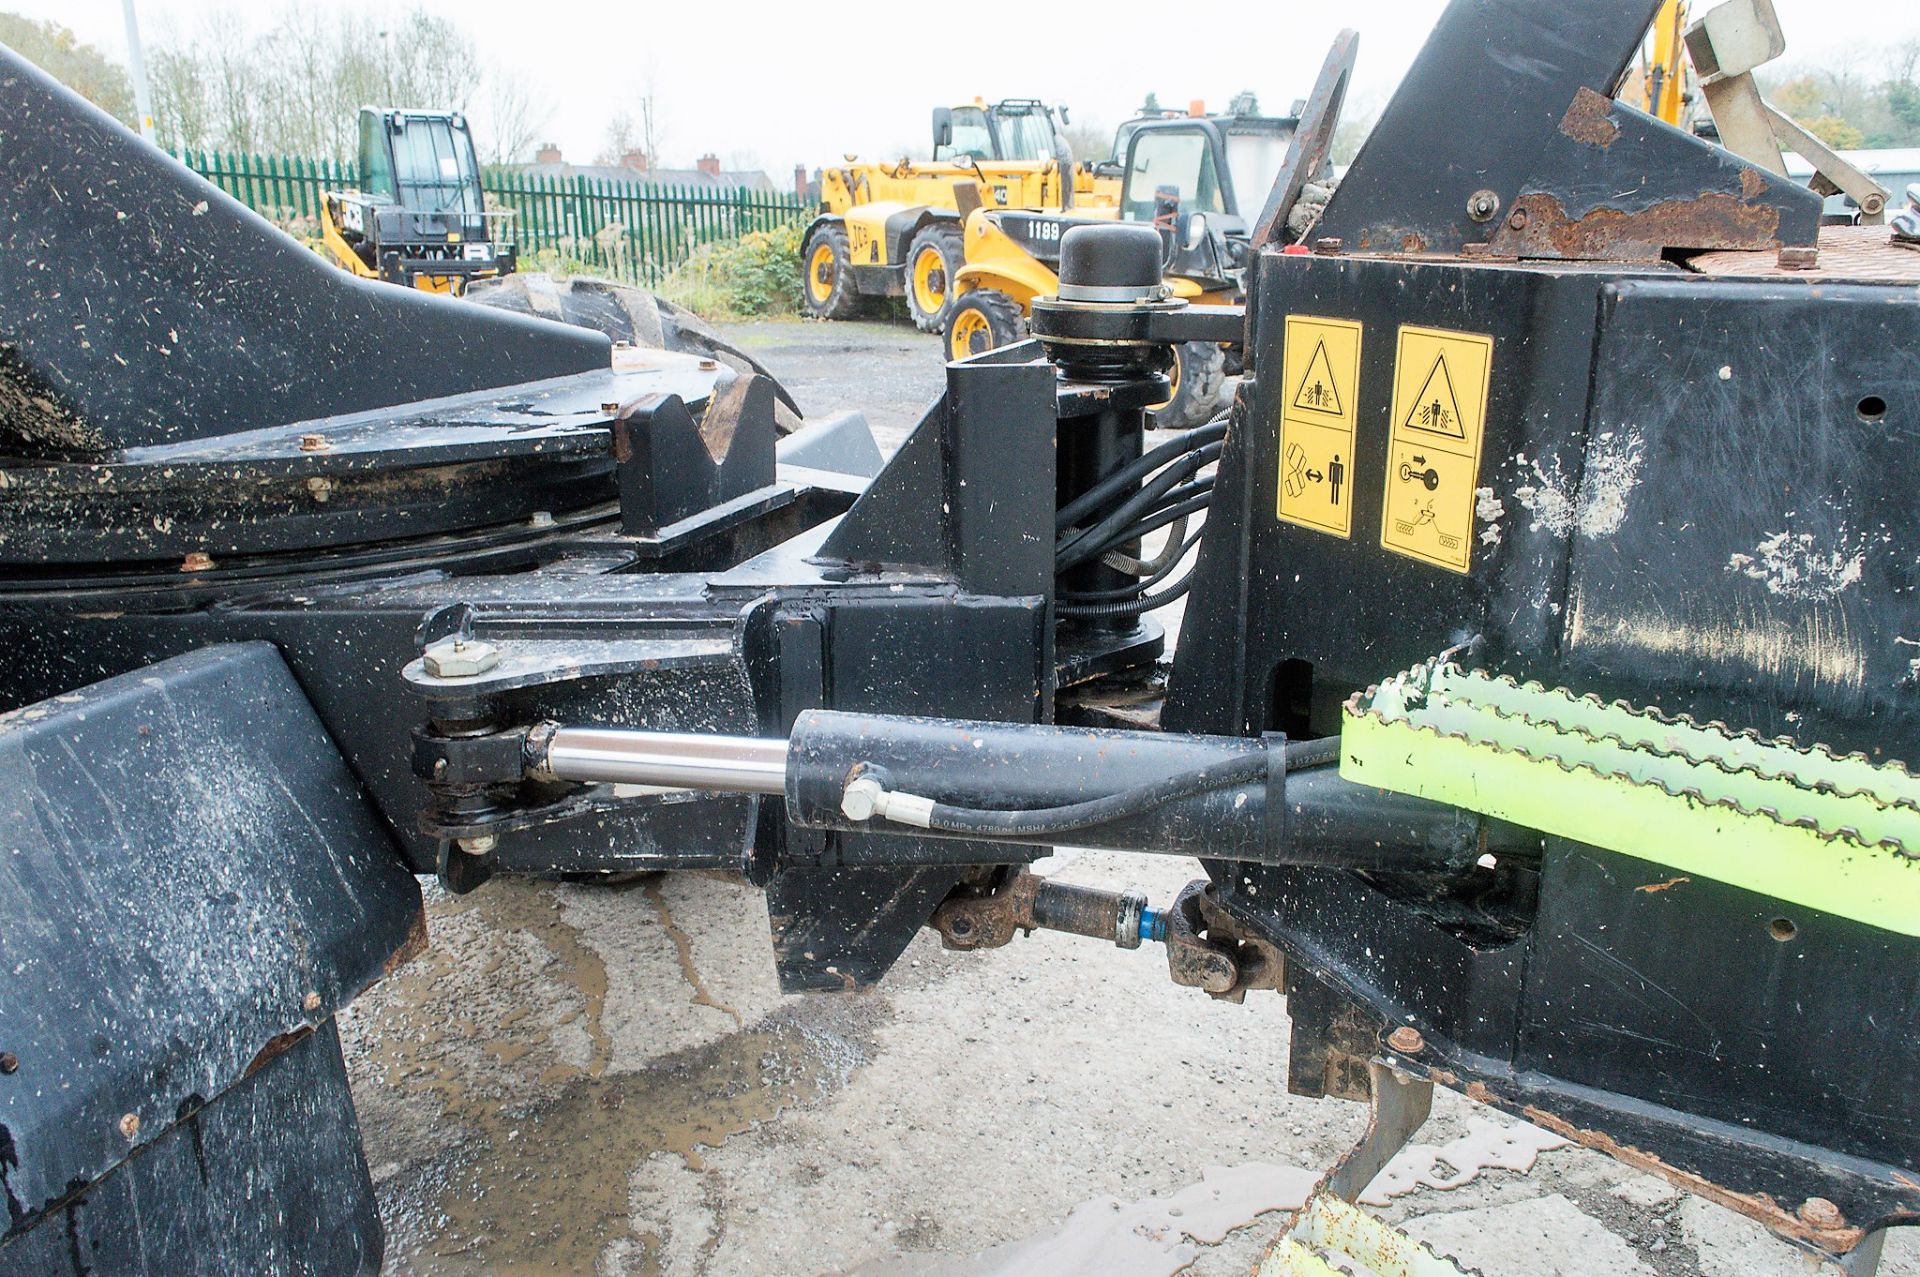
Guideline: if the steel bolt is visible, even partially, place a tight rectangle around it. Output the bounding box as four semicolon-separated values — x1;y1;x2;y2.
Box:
298;432;329;452
303;991;322;1012
422;637;499;678
1387;1025;1426;1054
699;358;719;371
1778;245;1819;271
1466;189;1501;222
0;1052;17;1074
118;1112;140;1141
180;551;214;573
1799;1197;1845;1229
1312;236;1345;256
1508;208;1531;231
457;834;499;856
601;401;621;415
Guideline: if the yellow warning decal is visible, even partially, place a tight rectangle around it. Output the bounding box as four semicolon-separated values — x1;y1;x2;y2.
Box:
1381;325;1493;573
1276;315;1364;537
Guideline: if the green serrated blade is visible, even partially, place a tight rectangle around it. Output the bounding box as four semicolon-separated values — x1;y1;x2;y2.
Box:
1342;662;1920;936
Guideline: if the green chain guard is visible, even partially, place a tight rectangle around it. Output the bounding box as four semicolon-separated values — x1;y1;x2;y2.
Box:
1341;661;1920;936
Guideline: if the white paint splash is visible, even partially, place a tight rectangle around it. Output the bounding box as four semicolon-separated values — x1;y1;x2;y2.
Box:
1510;428;1645;540
1474;487;1506;546
1360;1116;1568;1206
1727;530;1866;600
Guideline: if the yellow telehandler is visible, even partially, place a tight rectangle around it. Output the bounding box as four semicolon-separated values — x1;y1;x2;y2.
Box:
801;99;1117;331
320;107;517;295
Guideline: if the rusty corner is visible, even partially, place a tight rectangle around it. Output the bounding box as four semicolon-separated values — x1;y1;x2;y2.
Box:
1519;1104;1869;1255
1558;86;1621;149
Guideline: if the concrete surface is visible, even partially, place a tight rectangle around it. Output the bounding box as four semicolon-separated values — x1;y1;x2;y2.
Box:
341;318;1919;1276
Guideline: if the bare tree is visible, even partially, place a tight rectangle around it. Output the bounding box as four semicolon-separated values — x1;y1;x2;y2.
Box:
478;67;552;167
0;14;134;122
144;4;509;164
598;112;639;166
637;72;666;171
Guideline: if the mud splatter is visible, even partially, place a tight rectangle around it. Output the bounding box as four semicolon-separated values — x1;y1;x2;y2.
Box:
1727;529;1866;601
1474;486;1506;546
1511;428;1644;539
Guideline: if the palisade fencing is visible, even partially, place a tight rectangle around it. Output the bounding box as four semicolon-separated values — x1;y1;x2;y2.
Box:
173;150;810;287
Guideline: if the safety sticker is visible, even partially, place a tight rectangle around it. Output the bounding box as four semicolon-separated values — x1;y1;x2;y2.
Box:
1277;315;1364;538
1381;325;1492;573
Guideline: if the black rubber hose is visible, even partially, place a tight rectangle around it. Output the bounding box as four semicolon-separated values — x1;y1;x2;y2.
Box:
908;738;1339;838
1057;488;1215;574
1055;565;1196;617
1058;525;1205;602
1055;444;1220;568
1054;420;1228;532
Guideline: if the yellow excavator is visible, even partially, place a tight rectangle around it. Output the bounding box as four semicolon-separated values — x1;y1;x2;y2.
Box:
801;99;1118;331
320;107;517;295
1633;0;1691;125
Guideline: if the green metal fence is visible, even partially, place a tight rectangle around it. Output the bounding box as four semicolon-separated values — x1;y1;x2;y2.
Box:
173;149;810;287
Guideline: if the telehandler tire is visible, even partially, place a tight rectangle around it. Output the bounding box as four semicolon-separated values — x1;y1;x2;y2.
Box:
1153;341;1228;428
802;224;862;320
465;272;806;432
906;223;967;333
944;288;1028;360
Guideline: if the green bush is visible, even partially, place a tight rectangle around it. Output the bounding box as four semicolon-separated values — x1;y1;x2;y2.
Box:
659;222;806;320
518;246;603;280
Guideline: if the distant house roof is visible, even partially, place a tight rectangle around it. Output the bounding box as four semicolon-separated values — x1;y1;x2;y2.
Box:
522;162;774;192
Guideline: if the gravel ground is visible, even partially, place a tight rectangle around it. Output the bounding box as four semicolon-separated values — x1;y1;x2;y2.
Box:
342;318;1918;1277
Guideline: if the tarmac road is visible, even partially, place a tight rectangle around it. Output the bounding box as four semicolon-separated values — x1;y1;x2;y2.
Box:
341;317;1920;1277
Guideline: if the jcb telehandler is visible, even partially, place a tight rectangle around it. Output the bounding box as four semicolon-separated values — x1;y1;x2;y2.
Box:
800;98;1116;331
942;90;1341;426
320;107;517;295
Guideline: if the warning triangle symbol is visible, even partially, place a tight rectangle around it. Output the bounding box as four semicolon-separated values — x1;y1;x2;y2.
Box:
1402;354;1467;439
1291;340;1343;417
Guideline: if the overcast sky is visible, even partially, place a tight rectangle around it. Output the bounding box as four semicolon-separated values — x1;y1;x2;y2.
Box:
23;0;1919;175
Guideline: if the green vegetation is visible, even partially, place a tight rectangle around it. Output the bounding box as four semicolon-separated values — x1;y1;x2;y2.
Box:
658;223;806;320
0;13;133;123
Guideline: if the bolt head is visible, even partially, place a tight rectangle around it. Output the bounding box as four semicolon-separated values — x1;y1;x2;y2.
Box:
0;1052;17;1074
1387;1025;1426;1054
180;551;214;573
118;1112;141;1141
1508;208;1531;230
1798;1197;1845;1229
1778;245;1819;271
1312;236;1344;256
422;638;499;678
457;834;499;856
298;432;329;452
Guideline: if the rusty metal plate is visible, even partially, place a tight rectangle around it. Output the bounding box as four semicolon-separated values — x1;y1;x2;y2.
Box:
1687;223;1920;281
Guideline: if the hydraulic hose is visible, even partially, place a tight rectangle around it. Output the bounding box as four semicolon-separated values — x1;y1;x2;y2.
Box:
1054;419;1227;532
893;738;1338;839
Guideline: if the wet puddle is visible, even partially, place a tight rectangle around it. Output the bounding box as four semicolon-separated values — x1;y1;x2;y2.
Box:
851;1162;1321;1277
357;880;869;1275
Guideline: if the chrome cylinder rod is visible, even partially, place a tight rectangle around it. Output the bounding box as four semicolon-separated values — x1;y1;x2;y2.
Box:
534;726;787;795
